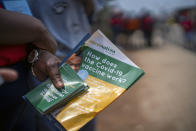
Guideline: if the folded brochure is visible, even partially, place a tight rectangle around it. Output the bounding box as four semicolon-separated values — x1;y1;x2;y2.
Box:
25;30;144;131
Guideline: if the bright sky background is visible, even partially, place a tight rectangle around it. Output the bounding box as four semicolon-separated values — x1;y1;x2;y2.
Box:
110;0;196;15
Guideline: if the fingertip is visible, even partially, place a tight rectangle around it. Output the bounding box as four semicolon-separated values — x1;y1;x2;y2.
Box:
56;81;64;89
0;69;18;82
9;70;18;81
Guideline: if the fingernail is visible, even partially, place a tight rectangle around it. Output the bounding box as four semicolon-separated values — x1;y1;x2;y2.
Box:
57;81;63;88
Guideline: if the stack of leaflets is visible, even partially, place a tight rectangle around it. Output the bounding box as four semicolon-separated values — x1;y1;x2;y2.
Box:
24;30;144;131
24;64;88;114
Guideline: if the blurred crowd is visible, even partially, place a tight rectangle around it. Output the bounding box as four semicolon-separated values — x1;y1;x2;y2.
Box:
107;6;196;50
110;10;155;47
168;7;196;48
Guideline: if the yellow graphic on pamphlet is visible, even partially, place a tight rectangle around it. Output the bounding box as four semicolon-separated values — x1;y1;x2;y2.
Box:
56;75;125;131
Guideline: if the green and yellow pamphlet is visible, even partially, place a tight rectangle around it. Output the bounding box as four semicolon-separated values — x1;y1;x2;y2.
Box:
54;30;144;131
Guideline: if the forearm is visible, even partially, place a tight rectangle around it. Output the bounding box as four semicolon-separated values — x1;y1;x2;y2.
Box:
0;9;57;53
80;0;94;18
0;9;63;87
0;8;45;44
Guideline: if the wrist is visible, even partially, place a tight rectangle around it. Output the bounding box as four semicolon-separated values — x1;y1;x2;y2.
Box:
27;48;45;77
34;33;57;54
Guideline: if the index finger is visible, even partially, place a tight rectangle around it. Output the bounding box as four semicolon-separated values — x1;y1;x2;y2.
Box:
46;60;64;89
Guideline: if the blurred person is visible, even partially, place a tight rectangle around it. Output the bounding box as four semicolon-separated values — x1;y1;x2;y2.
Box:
0;5;65;130
126;16;140;35
141;12;155;47
179;12;194;44
27;0;100;58
110;10;124;43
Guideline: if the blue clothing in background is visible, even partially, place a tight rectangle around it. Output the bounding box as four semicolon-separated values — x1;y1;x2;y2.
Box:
27;0;91;57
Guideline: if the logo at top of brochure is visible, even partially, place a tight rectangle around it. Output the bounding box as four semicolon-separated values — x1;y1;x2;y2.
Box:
89;38;115;55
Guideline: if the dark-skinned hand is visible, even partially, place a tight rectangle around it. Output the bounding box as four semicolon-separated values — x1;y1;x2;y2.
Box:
32;50;64;89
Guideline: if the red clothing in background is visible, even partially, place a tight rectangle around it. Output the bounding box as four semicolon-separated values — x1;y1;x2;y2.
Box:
0;45;27;66
180;20;193;32
0;3;27;66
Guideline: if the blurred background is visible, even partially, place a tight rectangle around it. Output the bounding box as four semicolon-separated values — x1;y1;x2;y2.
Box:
91;0;196;131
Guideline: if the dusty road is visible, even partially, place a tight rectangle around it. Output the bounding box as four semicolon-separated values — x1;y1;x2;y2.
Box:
96;44;196;131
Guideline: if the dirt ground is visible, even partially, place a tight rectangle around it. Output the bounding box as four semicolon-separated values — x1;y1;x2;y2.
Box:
96;43;196;131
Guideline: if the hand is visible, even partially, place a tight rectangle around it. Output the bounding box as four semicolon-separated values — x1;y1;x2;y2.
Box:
66;53;82;72
32;50;64;88
0;68;18;85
